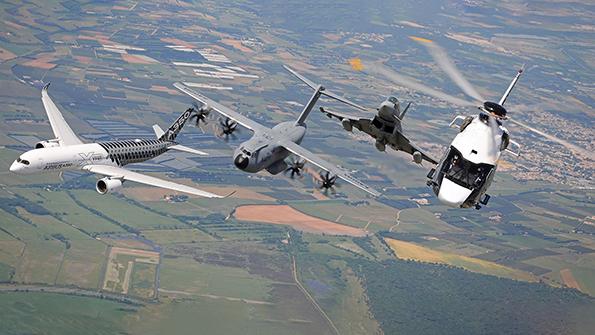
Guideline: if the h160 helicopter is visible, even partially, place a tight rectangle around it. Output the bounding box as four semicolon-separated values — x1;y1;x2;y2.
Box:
365;37;531;209
427;68;524;209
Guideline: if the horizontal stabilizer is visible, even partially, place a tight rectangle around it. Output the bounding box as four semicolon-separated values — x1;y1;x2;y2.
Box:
153;125;165;138
168;144;208;156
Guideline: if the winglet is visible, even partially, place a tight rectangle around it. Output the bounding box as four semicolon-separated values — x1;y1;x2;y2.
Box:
43;83;51;91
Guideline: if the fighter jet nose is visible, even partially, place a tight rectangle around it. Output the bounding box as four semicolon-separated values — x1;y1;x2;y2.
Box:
234;155;249;170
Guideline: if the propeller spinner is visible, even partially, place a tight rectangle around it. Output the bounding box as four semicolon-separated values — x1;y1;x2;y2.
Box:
189;102;211;127
284;158;305;179
218;117;239;141
318;171;338;195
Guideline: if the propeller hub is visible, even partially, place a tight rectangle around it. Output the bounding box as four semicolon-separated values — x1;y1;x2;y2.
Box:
482;101;507;119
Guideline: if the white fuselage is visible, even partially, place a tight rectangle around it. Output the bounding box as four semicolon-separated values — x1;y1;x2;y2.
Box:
10;144;112;174
431;113;505;208
233;121;306;174
10;138;170;175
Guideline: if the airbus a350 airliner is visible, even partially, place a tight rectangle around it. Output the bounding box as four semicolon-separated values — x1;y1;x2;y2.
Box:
9;84;226;198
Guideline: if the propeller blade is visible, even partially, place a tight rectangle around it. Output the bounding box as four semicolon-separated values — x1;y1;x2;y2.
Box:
509;118;590;157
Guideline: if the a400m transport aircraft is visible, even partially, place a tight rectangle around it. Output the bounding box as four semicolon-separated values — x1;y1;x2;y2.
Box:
9;84;226;198
175;65;381;197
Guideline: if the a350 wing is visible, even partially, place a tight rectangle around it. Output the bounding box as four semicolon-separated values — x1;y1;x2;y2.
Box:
41;84;83;146
280;140;381;197
82;165;226;198
174;82;266;133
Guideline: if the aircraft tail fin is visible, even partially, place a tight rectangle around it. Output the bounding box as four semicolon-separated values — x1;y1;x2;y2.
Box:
399;102;412;119
283;65;367;126
159;108;194;142
498;65;525;106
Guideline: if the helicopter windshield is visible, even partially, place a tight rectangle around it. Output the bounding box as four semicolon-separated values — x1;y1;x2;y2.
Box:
442;147;493;189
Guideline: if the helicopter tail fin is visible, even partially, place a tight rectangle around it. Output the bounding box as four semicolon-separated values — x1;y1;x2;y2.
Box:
498;65;525;106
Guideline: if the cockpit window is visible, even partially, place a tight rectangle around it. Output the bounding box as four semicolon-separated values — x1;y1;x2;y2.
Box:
388;96;398;104
241;149;252;156
442;147;493;189
16;157;30;165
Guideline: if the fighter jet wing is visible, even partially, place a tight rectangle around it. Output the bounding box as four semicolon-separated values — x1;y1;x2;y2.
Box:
174;82;267;133
319;107;376;133
82;164;227;198
279;140;381;197
41;84;83;146
321;107;438;165
391;133;438;165
319;107;374;122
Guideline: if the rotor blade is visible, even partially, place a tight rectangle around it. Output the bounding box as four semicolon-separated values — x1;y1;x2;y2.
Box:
509;118;591;158
363;62;476;107
486;115;501;160
410;36;485;103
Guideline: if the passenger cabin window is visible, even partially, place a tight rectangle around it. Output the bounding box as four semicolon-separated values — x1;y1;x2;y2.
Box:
442;147;493;189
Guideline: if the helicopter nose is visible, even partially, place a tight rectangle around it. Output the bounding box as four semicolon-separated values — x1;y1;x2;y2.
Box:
234;155;249;170
9;161;21;173
437;178;473;208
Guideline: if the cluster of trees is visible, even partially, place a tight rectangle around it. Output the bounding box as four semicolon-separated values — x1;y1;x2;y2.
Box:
350;258;595;335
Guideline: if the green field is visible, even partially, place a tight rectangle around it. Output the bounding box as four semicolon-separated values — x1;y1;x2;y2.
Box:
13;188;125;235
55;240;107;289
159;256;271;301
386;238;536;282
74;190;187;230
141;228;215;245
0;292;133;335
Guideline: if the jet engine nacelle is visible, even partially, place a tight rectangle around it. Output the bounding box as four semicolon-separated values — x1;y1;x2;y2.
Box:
412;151;423;164
35;139;60;149
96;177;123;194
342;119;353;132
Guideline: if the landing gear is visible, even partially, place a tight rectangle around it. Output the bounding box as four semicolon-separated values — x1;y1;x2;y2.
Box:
480;194;491;205
375;140;386;152
475;194;491;210
426;168;436;187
